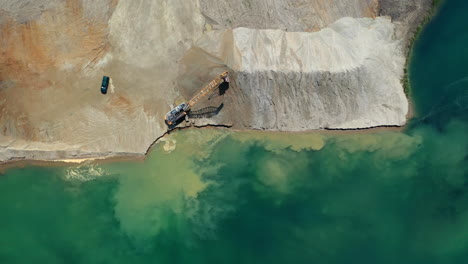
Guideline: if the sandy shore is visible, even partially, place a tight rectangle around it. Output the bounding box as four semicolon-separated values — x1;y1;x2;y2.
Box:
0;154;146;174
0;0;431;173
0;120;413;173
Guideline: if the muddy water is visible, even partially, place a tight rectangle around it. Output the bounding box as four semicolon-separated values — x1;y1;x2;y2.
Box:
1;0;467;263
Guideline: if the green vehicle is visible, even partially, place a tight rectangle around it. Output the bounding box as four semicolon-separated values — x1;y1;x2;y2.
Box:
101;76;110;94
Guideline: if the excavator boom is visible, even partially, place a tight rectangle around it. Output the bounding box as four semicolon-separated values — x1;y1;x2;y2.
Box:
186;71;229;109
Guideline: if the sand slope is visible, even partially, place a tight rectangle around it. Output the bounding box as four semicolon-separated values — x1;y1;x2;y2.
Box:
0;0;431;161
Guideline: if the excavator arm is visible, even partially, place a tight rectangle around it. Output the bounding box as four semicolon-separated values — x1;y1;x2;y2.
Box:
185;71;229;111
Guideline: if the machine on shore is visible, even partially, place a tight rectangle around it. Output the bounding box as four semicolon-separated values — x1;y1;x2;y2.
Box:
165;71;229;126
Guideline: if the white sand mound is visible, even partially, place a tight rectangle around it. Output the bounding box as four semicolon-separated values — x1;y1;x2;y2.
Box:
189;17;408;129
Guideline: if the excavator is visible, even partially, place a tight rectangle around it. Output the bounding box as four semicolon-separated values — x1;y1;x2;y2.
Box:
165;71;229;126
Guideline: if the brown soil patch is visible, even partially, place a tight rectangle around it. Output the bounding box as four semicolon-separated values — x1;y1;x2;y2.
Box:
365;0;380;18
107;94;134;114
0;3;110;78
0;0;117;141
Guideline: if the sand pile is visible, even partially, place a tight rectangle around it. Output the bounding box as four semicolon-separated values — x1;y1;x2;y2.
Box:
184;17;407;129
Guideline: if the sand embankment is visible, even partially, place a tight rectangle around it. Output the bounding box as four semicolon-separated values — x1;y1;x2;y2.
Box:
0;0;432;163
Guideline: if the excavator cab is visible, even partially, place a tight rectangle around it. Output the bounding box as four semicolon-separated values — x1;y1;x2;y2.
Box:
164;103;187;125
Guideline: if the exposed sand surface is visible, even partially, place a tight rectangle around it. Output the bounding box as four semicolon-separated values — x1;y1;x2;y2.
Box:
0;0;432;162
188;17;408;129
199;0;380;31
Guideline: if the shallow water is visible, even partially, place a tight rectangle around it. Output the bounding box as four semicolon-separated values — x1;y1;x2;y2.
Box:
1;0;467;263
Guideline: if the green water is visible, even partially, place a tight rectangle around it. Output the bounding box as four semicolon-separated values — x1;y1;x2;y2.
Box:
1;1;467;263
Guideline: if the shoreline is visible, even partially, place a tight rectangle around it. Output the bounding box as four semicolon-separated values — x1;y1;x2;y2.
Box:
0;154;146;174
0;1;439;173
0;123;409;173
403;0;444;97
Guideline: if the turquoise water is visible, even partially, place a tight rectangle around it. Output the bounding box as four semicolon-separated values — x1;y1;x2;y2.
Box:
1;0;467;263
409;0;468;127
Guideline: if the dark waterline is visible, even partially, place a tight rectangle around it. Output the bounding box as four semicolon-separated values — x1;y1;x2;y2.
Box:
1;1;467;263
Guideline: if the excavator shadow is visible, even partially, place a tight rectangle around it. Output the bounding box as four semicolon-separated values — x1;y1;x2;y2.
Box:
208;81;229;100
188;103;224;119
166;103;225;130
